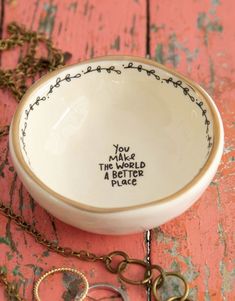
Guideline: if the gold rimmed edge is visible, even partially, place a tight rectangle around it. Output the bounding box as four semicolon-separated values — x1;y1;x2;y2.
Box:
11;55;223;213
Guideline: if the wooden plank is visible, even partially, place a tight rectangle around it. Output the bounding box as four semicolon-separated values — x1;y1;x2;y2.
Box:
0;1;148;300
150;0;235;300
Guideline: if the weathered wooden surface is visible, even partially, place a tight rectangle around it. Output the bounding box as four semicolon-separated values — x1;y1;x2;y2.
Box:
0;0;234;300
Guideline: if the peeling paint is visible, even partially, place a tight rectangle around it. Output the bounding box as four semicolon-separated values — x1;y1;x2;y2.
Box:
215;181;222;210
39;2;57;36
219;261;235;298
157;271;185;300
155;44;164;64
12;265;21;276
218;223;228;257
197;12;223;46
111;36;120;50
167;33;179;67
6;220;18;253
154;227;199;297
26;264;43;277
42;250;50;257
6;251;14;260
212;0;220;5
0;236;10;246
155;34;198;68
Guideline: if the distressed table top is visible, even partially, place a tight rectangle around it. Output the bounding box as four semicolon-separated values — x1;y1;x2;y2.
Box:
0;1;234;300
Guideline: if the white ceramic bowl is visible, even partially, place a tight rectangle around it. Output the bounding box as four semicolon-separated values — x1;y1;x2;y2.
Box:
9;56;224;235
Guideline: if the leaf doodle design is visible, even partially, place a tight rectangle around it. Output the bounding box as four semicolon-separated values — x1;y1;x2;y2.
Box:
20;62;212;163
162;76;212;151
20;65;122;162
124;62;160;80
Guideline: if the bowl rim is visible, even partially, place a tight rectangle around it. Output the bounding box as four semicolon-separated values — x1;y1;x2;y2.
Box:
11;55;223;213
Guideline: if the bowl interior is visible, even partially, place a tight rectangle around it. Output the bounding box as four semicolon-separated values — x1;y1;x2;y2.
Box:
18;59;214;208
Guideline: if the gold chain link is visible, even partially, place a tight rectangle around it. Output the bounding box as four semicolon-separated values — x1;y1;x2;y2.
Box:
0;22;70;137
0;23;191;301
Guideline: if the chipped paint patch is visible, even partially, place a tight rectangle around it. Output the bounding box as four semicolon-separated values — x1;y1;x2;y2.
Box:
154;227;199;297
154;34;198;69
155;44;164;64
0;236;10;246
218;223;227;256
212;0;220;5
168;33;180;67
39;2;57;36
111;36;120;50
219;261;235;300
156;271;186;300
6;220;18;253
197;12;223;46
26;264;43;276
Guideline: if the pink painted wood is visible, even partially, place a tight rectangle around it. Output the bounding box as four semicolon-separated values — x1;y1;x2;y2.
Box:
150;1;235;300
0;1;234;300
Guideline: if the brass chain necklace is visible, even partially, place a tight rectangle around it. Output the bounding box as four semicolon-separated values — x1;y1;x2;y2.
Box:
0;23;191;301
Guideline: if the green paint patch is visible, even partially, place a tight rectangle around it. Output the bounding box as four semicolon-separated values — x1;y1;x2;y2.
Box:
155;44;164;64
6;220;19;253
157;272;185;300
39;3;57;36
6;252;14;260
171;260;181;272
12;265;20;276
197;12;223;45
26;264;43;276
111;36;120;50
219;261;235;297
168;33;180;67
0;236;10;246
212;0;220;6
42;250;50;257
0;266;7;275
208;21;223;32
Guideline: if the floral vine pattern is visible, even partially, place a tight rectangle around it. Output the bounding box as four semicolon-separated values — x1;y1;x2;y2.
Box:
20;62;213;164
